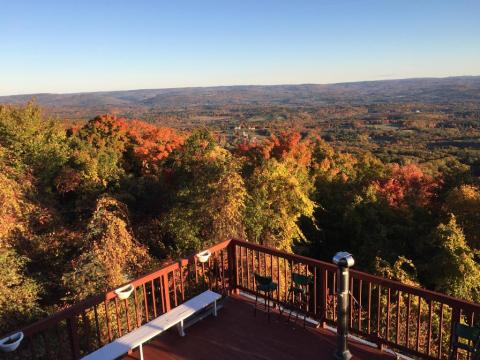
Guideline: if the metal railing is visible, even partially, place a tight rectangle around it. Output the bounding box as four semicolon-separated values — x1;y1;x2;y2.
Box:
2;239;480;359
232;240;480;360
0;240;232;359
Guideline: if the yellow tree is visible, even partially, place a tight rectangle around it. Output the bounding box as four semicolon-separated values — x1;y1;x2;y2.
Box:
445;184;480;248
63;196;151;301
244;158;315;252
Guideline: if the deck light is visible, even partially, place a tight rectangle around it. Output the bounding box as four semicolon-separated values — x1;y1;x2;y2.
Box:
115;284;134;300
0;331;24;352
333;252;354;360
196;250;212;263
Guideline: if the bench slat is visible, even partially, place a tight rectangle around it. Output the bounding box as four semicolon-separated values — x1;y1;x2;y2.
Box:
82;290;221;360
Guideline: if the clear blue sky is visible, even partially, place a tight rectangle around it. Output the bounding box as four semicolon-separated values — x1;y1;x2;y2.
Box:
1;0;479;95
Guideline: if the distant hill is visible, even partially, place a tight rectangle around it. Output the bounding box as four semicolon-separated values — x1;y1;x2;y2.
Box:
1;76;480;109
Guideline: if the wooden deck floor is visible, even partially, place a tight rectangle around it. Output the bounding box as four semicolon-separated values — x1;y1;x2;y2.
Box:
124;294;394;360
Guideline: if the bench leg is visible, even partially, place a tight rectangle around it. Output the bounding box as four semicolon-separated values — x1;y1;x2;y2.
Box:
214;300;217;317
177;320;186;337
139;344;144;360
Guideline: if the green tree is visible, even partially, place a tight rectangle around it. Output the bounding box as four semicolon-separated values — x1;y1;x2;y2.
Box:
0;249;42;333
65;115;130;193
0;102;69;190
160;130;246;256
428;215;480;301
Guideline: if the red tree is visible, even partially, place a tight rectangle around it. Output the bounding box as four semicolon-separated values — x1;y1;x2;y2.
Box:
374;164;439;208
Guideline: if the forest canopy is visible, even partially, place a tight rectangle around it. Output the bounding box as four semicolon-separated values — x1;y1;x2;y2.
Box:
1;102;480;334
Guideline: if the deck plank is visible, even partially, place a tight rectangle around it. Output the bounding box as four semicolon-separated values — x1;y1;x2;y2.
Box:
123;294;394;360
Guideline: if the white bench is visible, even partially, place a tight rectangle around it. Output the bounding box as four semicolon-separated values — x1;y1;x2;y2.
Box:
82;290;221;360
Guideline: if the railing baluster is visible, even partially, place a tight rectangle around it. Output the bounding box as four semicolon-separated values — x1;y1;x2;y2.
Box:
358;279;363;331
240;246;244;287
246;248;250;290
151;279;158;317
28;335;36;359
470;312;476;360
55;323;66;360
67;316;81;360
162;273;171;312
252;249;255;290
234;246;239;292
290;260;294;305
333;271;337;322
207;255;212;290
81;310;92;352
313;265;317;317
142;283;149;322
114;298;122;337
263;251;267;276
416;296;422;352
438;303;444;359
270;254;273;282
406;293;411;348
367;282;372;335
377;285;382;342
221;250;226;293
349;276;354;329
324;269;329;325
277;256;280;304
304;264;309;312
427;300;433;356
159;274;166;314
104;300;112;342
41;331;52;360
194;256;199;285
180;264;186;302
284;257;288;302
255;250;259;276
386;288;391;342
93;305;102;347
124;299;131;333
396;290;401;345
172;271;178;307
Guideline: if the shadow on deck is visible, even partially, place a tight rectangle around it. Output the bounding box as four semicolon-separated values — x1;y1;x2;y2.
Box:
123;293;394;360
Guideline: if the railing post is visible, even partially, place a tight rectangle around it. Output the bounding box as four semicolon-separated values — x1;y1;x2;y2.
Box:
333;252;355;360
320;267;327;328
67;315;81;360
228;241;239;295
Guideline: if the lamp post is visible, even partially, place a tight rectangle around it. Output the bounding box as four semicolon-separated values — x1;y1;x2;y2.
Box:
332;251;355;360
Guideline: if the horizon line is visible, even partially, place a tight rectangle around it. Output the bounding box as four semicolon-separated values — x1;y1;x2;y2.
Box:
1;74;479;98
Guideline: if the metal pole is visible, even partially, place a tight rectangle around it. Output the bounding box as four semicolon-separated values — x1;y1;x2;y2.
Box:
332;252;354;360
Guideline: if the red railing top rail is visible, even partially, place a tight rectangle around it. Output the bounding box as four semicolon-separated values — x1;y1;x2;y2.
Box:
230;239;480;313
5;237;480;341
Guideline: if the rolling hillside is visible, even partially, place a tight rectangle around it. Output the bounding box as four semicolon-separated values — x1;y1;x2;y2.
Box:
1;76;480;109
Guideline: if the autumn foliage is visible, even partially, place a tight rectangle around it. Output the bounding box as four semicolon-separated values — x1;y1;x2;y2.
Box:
127;120;184;175
374;164;439;209
1;102;480;334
